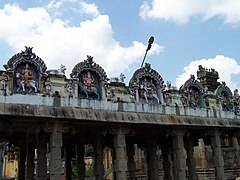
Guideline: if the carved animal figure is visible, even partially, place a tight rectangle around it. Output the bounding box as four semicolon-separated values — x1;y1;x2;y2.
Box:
15;72;38;93
78;82;99;99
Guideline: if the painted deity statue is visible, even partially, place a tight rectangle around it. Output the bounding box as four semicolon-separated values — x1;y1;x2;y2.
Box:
16;64;38;93
139;78;159;104
79;71;99;99
189;88;200;108
21;64;34;82
83;71;94;91
44;77;51;95
220;93;233;111
0;72;8;90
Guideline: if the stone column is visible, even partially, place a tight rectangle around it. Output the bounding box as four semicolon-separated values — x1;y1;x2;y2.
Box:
161;141;173;180
147;141;159;180
172;130;187;180
185;135;197;180
17;138;26;180
232;137;240;164
0;149;2;180
232;137;239;150
76;142;85;180
198;139;208;168
94;135;104;180
142;147;149;179
25;135;35;180
65;143;72;180
210;129;225;180
37;131;47;180
49;123;63;180
127;140;135;180
113;127;128;180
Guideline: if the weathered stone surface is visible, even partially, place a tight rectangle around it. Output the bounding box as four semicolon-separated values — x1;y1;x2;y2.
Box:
1;102;240;129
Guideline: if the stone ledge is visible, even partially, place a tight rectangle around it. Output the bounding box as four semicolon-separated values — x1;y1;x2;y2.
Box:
0;94;239;121
0;103;240;128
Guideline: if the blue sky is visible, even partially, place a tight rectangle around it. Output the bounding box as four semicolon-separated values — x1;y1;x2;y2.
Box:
0;0;240;91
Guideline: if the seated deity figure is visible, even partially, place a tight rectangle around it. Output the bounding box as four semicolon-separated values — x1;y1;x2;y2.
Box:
21;64;34;83
15;63;38;93
83;71;94;91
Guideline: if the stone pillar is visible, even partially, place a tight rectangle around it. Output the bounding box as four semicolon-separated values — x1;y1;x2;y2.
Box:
0;149;2;180
113;127;128;180
161;141;173;180
25;135;35;180
49;123;63;180
232;137;239;150
65;144;72;180
142;147;149;179
147;141;159;180
210;129;225;180
232;137;240;164
94;135;104;180
17;138;26;180
185;136;197;180
37;131;47;180
198;139;208;168
172;130;187;180
76;142;85;180
127;140;135;180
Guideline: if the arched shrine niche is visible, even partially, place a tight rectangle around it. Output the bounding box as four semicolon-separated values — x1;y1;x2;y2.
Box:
179;75;204;108
129;63;164;104
214;81;233;111
70;55;107;99
5;47;47;94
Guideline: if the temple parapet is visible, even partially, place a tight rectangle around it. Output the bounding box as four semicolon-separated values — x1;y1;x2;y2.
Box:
0;95;239;121
0;47;239;115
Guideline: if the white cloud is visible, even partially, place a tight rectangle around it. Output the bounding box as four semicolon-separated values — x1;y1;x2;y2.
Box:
46;0;100;17
139;0;240;25
47;1;63;10
175;55;240;91
79;1;99;16
0;3;162;78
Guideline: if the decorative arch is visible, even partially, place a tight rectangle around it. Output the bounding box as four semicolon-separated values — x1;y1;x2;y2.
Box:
6;47;47;94
214;82;233;111
179;75;204;108
70;55;107;99
214;81;232;97
6;46;47;73
129;63;164;104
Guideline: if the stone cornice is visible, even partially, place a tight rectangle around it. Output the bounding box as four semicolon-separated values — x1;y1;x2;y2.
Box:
0;102;240;129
